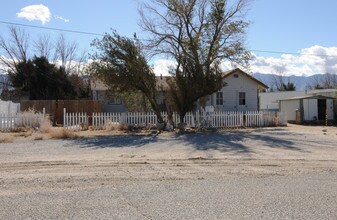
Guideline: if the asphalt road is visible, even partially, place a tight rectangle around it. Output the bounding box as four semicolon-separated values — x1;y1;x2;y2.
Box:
1;125;337;219
0;164;336;219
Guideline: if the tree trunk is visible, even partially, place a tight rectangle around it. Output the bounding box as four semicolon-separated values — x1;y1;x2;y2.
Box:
179;113;185;123
148;99;164;124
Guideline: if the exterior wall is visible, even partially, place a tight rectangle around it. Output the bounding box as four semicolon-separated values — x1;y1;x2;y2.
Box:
303;99;318;120
279;99;300;121
207;71;259;111
260;91;305;110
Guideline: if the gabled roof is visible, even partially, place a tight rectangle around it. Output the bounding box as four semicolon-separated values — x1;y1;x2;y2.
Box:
222;68;269;89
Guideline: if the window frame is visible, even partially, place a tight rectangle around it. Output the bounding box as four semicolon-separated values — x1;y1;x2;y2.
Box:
216;92;223;106
239;92;246;106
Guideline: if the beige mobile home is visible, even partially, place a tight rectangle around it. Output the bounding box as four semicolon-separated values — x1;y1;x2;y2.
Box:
279;95;334;123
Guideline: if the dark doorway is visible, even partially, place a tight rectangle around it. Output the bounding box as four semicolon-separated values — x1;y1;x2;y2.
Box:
317;99;326;120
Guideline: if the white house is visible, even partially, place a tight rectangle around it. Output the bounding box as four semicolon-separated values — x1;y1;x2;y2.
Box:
91;68;268;112
279;95;334;123
90;79;128;112
204;68;268;112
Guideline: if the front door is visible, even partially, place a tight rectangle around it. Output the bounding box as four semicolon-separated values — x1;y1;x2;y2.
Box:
317;99;326;120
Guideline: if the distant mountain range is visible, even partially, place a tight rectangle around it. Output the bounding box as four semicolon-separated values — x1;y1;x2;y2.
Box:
252;73;330;91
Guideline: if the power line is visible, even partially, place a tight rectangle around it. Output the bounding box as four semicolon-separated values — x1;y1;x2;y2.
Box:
0;21;104;37
1;20;337;58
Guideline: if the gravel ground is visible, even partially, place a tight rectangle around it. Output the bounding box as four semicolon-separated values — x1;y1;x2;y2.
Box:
0;124;337;219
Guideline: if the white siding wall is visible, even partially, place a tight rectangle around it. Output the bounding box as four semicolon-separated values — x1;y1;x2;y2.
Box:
260;91;305;110
207;71;259;111
279;100;300;121
303;99;317;120
327;99;334;120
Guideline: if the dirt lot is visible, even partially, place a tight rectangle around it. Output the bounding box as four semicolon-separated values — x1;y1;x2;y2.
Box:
1;124;337;219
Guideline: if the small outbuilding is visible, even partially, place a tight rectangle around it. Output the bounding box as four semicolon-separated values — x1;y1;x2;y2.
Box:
279;95;335;124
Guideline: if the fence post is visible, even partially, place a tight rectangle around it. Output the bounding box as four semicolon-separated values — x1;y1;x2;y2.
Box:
8;102;11;115
41;108;45;128
121;112;126;125
63;108;66;128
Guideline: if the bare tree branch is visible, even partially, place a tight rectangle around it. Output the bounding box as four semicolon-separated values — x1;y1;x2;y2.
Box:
139;0;251;120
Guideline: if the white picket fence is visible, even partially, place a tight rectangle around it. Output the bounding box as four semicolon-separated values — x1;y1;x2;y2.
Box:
0;109;45;131
64;109;287;130
63;109;88;130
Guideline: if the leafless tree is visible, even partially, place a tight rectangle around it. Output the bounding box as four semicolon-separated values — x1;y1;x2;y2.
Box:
271;67;286;91
140;0;251;121
0;26;30;74
1;26;87;76
310;73;337;89
54;34;79;74
34;34;53;59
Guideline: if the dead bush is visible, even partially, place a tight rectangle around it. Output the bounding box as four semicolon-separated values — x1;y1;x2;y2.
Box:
48;128;78;139
39;114;52;133
118;123;132;131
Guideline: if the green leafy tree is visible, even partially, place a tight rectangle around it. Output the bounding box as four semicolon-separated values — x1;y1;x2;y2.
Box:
140;0;251;121
105;89;152;112
89;31;165;123
281;82;296;91
9;56;79;100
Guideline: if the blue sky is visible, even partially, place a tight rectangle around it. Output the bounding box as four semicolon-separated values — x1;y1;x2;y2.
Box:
1;0;337;76
248;0;337;53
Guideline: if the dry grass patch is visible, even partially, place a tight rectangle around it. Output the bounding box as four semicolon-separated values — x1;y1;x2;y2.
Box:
0;138;14;143
12;127;34;138
48;128;78;139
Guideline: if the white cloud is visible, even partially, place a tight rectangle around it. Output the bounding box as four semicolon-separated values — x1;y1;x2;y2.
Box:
152;59;237;75
250;45;337;76
153;59;176;76
54;15;70;23
146;46;337;76
17;4;51;24
0;56;15;74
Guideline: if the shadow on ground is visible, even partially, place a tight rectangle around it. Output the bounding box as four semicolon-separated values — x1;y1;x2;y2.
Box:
67;128;304;154
66;135;159;149
174;130;303;153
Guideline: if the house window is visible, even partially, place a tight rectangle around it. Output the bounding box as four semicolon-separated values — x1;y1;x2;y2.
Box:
239;92;246;105
234;74;239;78
107;97;123;105
216;92;223;105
